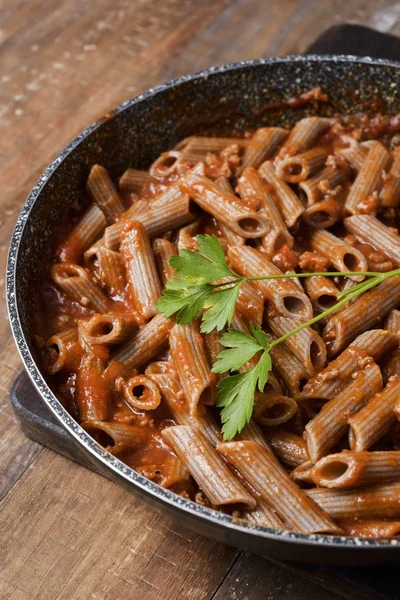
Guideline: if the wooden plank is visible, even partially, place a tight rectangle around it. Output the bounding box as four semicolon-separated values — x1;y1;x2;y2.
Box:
0;451;238;600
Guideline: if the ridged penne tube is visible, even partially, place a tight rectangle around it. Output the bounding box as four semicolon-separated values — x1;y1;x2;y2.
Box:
120;220;162;320
339;520;400;538
264;428;309;468
385;309;400;332
344;141;391;214
83;237;105;269
306;482;400;520
217;441;341;534
309;229;368;281
349;376;400;451
96;247;126;294
238;168;293;255
235;281;264;327
179;170;269;238
228;246;313;320
103;199;149;251
267;315;326;375
81;420;149;454
169;323;216;414
244;498;287;530
203;330;223;380
105;189;194;250
86;164;125;222
237;419;272;451
304;276;339;311
302;198;342;229
149;151;183;177
280;117;331;157
145;361;222;446
45;327;78;374
299;163;349;206
113;314;174;371
336;136;367;171
51;263;109;313
75;355;110;421
276;148;328;183
299;329;399;404
238;127;288;174
80;313;128;346
215;176;234;194
305;362;382;462
258;161;304;228
291;462;314;485
310;450;400;489
253;393;298;427
153;238;177;286
119;168;158;193
344;214;400;266
58;205;107;262
162;426;256;508
269;342;311;395
181;136;249;155
380;147;400;207
323;277;400;356
122;375;161;411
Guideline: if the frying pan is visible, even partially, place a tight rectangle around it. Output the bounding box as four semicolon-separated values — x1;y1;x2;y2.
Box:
7;55;400;565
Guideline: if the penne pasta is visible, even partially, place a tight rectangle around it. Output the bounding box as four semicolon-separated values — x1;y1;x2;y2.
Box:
58;204;107;262
299;163;349;206
44;327;79;374
302;198;342;229
238;127;288;174
276;148;328;183
265;428;309;468
86;164;125;222
51;263;109;313
96;246;126;295
79;313;128;346
309;229;368;281
153;238;177;286
258;161;305;228
303;276;339;312
119;168;158;193
344;214;400;266
279;117;331;157
121;375;161;411
253;393;298;426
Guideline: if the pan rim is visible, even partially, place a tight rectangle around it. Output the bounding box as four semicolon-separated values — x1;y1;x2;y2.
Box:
7;54;400;551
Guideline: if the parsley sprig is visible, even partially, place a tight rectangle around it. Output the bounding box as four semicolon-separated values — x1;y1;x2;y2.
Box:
156;235;400;439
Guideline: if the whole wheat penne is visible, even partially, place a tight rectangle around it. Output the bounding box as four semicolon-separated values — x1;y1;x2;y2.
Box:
291;462;314;484
305;362;382;462
339;520;400;538
120;220;162;320
80;313;128;346
299;329;399;404
258;161;304;227
253;393;298;427
119;168;158;193
265;428;309;468
179;170;269;238
51;263;109;313
236;419;272;451
86;165;125;222
121;375;161;411
323;277;400;356
279;117;331;157
299;163;349;206
304;276;339;312
238;127;288;174
81;420;149;455
149;151;183;177
243;497;287;530
310;450;400;489
169;323;216;415
309;229;368;281
162;426;256;508
238;167;293;255
75;355;110;421
269;341;311;395
217;440;341;534
380;147;400;207
235;280;264;327
58;204;107;262
385;309;400;332
344;141;391;214
276;148;328;183
153;238;177;286
228;246;313;320
137;455;190;488
96;247;126;295
44;327;79;374
267;315;326;375
336;135;367;171
83;237;105;269
113;314;173;371
345;214;400;266
181;136;249;155
103;199;149;251
302;198;342;229
306;482;400;520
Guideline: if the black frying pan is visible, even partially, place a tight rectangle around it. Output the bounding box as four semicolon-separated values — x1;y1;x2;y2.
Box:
7;53;400;565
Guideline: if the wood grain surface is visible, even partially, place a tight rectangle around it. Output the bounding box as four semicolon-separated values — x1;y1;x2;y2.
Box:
2;1;400;598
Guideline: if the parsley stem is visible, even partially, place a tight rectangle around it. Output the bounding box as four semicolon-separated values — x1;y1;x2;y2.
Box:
241;271;381;282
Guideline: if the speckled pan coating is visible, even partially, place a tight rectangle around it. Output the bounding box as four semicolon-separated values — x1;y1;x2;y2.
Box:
6;56;400;564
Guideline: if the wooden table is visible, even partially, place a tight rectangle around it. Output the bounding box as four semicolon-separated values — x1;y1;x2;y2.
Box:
2;2;400;598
